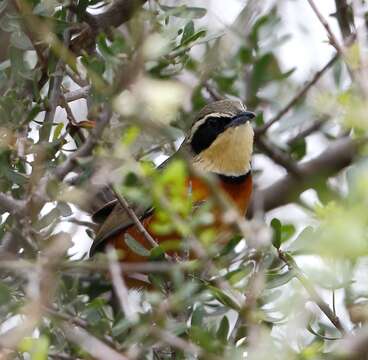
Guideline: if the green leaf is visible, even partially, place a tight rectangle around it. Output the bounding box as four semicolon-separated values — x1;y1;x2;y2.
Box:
207;285;241;311
281;224;296;243
254;112;265;127
266;269;295;289
26;105;42;123
0;0;9;15
176;30;206;49
0;282;11;305
189;326;222;353
271;218;282;249
35;203;72;231
124;233;150;257
191;305;205;327
57;202;72;217
289;138;306;160
160;5;207;19
10;31;33;50
238;47;252;64
52;123;64;141
181;21;195;45
5;169;28;185
271;218;295;249
217;316;229;342
112;318;131;337
19;336;49;360
225;264;253;285
287;226;315;254
149;245;165;260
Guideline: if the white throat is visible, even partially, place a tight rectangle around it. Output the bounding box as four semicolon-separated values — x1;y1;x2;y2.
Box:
192;121;254;177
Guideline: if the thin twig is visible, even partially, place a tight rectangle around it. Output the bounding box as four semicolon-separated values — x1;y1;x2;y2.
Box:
256;137;301;176
257;53;339;134
204;81;225;101
151;328;202;357
64;218;97;229
63;86;91;103
307;0;346;55
278;250;346;334
55;105;111;180
0;194;25;214
107;246;138;323
248;136;361;215
0;258;196;274
60;322;131;360
111;187;159;249
39;7;74;142
334;0;354;41
287;118;325;146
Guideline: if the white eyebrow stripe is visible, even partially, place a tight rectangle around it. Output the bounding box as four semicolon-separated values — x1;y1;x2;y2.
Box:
187;112;232;143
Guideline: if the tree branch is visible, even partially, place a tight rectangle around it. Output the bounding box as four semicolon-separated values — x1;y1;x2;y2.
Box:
60;322;131;360
287;118;325;146
55;106;111;180
334;0;354;41
256;54;339;134
107;246;138;323
0;194;25;214
39;7;74;142
278;249;346;334
255;137;301;176
250;136;359;214
111;187;159;249
307;0;346;55
63;85;90;103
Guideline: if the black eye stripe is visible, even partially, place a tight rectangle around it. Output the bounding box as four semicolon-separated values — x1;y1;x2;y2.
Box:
190;116;232;154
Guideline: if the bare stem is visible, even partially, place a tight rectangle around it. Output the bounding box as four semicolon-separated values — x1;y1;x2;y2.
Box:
111;187;159;249
107;246;138;323
307;0;346;55
257;53;338;134
278;250;346;334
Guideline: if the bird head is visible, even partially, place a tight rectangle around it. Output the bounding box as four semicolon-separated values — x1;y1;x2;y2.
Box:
188;100;255;177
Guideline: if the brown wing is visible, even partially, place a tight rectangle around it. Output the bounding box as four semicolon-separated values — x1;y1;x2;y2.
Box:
90;145;193;256
90;201;153;255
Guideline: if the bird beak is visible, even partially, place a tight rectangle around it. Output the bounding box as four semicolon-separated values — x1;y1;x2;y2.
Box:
226;111;256;128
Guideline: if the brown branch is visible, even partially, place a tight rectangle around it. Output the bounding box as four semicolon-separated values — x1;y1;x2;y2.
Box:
107;246;138;323
0;258;194;275
151;328;203;358
250;136;359;214
307;0;346;55
39;7;74;142
111;187;159;249
0;194;25;214
287;118;325;146
204;81;225;101
63;86;90;103
278;250;346;334
334;0;354;41
337;325;368;359
255;137;301;176
60;322;131;360
256;53;339;134
55;105;111;180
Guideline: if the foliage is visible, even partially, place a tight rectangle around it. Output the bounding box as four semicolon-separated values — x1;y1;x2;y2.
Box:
0;0;368;359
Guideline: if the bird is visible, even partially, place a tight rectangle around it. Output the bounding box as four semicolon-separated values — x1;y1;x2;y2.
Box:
90;99;255;286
